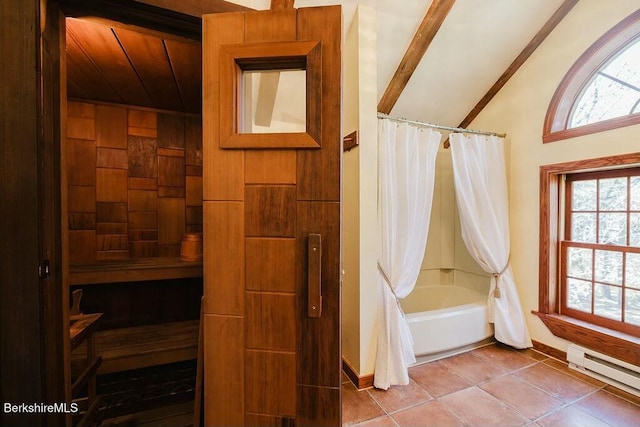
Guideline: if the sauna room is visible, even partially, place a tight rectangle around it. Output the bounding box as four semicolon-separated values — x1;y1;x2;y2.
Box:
63;6;206;425
3;0;640;426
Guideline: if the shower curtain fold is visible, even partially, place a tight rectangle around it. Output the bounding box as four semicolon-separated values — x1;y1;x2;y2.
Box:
374;119;441;390
449;133;532;349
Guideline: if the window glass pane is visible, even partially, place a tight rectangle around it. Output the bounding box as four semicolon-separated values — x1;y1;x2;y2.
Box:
570;76;640;127
567;278;592;313
571;213;596;243
631;213;640;247
240;69;306;134
594;283;622;320
602;37;640;89
626;253;640;288
594;249;623;285
598;212;627;245
625;288;640;326
599;177;627;211
567;247;592;280
631;176;640;210
569;38;640;129
572;180;597;211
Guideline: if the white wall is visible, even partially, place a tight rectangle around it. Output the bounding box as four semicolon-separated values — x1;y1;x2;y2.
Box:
341;5;378;376
468;0;640;352
419;146;489;293
342;1;361;373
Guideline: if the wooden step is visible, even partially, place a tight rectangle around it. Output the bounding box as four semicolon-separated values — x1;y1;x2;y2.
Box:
72;320;199;374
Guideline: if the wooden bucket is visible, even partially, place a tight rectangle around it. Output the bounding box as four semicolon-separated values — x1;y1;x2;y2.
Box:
180;233;203;262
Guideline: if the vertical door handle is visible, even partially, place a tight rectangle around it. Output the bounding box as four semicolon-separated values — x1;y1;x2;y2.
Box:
308;234;322;318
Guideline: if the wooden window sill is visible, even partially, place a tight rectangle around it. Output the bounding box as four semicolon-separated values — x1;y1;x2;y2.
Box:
533;311;640;366
69;257;203;285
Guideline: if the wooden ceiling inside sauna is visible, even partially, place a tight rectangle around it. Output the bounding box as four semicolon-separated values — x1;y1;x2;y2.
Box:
66;18;202;114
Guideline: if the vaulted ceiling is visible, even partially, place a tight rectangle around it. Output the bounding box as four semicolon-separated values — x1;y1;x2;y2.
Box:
65;0;579;127
291;0;573;130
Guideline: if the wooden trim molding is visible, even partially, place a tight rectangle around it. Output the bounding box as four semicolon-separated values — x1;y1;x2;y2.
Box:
377;0;456;115
343;130;358;152
543;8;640;143
534;313;640;366
219;40;322;149
543;112;640;143
342;358;374;390
538;152;640;366
531;340;567;361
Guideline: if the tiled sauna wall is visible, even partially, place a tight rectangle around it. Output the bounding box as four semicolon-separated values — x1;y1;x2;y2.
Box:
66;101;203;262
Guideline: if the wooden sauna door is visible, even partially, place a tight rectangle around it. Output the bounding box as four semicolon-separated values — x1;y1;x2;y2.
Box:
202;6;341;426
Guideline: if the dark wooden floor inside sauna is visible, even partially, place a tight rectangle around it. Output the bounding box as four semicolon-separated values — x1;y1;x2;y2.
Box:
96;360;195;427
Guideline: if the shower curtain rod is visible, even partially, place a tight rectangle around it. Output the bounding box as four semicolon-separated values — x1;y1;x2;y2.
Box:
377;113;506;138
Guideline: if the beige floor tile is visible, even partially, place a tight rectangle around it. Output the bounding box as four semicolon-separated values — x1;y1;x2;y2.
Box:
391;400;465;427
514;363;599;402
522;348;550;362
572;389;640;427
408;360;472;398
542;358;606;387
367;379;432;414
342;382;385;426
343;347;638;427
439;386;529;427
536;405;612;427
603;384;640;406
471;343;540;372
352;415;398;427
480;374;563;419
438;351;509;384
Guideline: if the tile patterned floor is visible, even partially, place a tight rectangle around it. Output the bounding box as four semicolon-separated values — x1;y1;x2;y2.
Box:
342;343;640;427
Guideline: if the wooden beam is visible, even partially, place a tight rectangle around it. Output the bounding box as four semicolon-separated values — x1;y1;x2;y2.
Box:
444;0;578;148
270;0;295;10
461;0;579;128
377;0;456;114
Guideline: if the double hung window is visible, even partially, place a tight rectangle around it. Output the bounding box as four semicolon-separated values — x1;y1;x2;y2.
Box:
562;169;640;335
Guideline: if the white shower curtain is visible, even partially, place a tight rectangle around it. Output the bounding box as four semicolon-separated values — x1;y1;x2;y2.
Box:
374;119;441;390
449;133;532;349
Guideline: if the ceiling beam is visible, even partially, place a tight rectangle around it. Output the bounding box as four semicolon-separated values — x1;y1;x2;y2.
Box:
377;0;456;114
270;0;295;10
453;0;579;134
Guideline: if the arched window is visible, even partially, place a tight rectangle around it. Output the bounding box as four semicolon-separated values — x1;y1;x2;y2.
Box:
543;9;640;143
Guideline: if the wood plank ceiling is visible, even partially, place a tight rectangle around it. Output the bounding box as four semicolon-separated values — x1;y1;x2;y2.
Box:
66;18;202;114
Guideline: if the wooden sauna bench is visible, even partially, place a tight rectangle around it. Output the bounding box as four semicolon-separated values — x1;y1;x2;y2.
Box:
69;257;202;286
69;258;202;374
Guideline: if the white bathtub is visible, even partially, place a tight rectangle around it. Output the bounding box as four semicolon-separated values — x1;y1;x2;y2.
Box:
400;285;494;360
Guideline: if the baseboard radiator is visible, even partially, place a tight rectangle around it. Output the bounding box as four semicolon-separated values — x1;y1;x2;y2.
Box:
567;344;640;396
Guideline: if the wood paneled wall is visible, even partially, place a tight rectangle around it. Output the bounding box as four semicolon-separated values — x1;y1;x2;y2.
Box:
72;278;202;330
66;101;202;262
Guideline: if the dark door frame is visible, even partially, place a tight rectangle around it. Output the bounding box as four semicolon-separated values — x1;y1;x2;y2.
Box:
1;1;65;425
1;2;202;426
